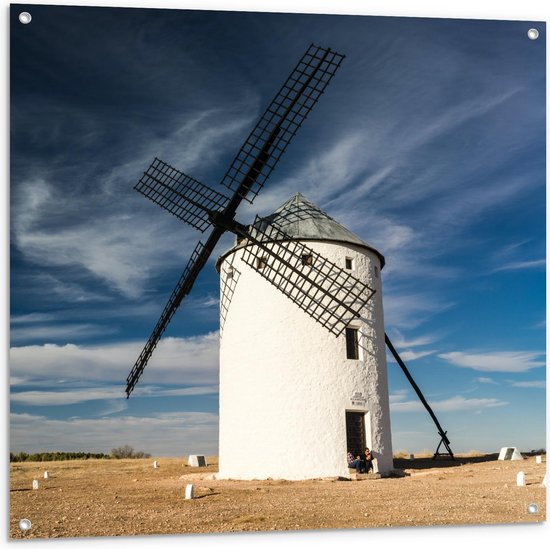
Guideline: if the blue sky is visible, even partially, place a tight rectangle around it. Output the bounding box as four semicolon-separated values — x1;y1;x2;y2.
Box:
9;5;545;456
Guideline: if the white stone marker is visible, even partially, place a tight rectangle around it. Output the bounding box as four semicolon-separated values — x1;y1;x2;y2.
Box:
32;480;39;490
153;461;159;469
498;447;523;461
535;455;542;464
516;471;525;486
43;471;49;479
185;484;194;499
188;455;207;467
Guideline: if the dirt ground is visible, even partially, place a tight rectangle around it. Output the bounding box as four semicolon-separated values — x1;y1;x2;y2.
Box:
9;453;546;539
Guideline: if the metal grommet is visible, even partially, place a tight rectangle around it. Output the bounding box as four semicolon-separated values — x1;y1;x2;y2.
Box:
18;518;32;532
19;12;32;24
527;503;539;514
527;28;539;40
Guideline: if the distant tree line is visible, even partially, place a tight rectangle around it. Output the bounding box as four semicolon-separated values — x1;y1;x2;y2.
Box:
10;451;110;462
10;445;151;462
110;445;151;459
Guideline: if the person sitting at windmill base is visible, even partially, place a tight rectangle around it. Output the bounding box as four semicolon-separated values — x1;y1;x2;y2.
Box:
363;448;374;474
347;450;366;473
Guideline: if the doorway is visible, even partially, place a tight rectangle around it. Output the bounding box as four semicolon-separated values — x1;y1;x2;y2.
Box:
346;411;366;455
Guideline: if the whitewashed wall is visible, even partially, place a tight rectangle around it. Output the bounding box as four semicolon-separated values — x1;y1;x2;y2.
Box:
217;240;393;480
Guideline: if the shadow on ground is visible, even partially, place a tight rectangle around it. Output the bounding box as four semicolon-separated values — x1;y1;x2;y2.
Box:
393;453;500;470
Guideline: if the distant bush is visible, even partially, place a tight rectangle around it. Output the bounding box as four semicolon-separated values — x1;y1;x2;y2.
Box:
10;451;110;462
110;445;151;459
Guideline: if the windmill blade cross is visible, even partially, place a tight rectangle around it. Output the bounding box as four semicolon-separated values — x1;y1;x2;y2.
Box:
126;43;345;397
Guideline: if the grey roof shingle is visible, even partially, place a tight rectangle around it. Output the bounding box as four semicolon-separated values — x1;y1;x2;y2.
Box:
216;192;385;269
255;193;385;267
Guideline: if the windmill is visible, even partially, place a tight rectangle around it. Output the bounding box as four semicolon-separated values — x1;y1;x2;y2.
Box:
125;44;454;475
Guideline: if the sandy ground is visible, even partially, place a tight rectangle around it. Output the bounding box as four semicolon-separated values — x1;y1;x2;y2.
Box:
9;454;546;539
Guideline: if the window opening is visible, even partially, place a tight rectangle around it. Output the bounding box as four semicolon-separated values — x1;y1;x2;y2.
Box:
345;327;359;359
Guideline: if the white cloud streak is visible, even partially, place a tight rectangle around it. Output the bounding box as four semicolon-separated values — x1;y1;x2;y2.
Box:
383;292;454;329
11;385;219;406
12;179;193;299
475;377;498;385
388;332;439;349
10;412;219;456
493;259;545;272
508;380;546;389
10;313;57;324
397;349;436;362
11;109;255;300
10;333;220;385
391;395;508;413
439;350;545;373
389;389;409;403
10;323;112;344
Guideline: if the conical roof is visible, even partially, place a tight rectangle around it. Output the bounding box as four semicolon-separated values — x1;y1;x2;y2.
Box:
217;193;385;269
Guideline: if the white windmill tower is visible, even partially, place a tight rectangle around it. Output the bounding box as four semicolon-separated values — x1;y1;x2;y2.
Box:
216;193;393;479
125;44;454;479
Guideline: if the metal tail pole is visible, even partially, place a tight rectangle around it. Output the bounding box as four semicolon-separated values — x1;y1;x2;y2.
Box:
385;333;455;460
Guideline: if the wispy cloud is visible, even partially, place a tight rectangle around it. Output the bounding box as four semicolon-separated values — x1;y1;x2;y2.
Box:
383;292;454;329
12;178;195;299
247;133;368;218
475;377;498;385
10;377;29;386
396;349;435;362
389;389;409;403
11;384;220;406
12;273;115;305
10;323;112;344
10;313;57;324
11;107;255;301
386;331;438;361
439;350;545;373
493;259;545;272
391;395;508;413
10;333;220;385
388;331;439;349
10;411;219;455
508;380;545;389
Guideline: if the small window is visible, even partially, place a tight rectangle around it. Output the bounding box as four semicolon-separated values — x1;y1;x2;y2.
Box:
374;266;379;278
345;327;359;360
257;257;267;270
345;257;354;271
301;253;313;266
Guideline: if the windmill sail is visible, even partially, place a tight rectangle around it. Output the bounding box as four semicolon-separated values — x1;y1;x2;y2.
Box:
126;240;207;396
126;44;345;397
135;157;230;232
240;216;376;336
220;44;345;203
